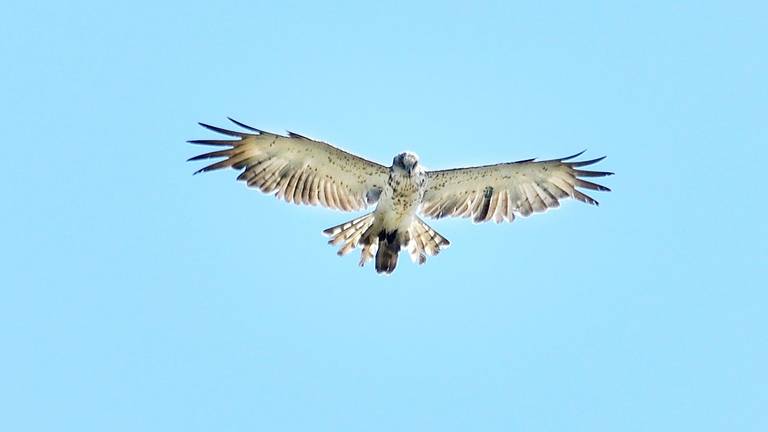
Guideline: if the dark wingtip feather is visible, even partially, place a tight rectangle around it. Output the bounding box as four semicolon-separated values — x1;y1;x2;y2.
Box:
569;156;607;167
574;169;614;177
187;149;231;162
187;139;237;146
227;117;264;133
192;165;214;175
287;131;310;139
572;189;600;206
559;150;587;161
198;122;244;137
575;179;612;192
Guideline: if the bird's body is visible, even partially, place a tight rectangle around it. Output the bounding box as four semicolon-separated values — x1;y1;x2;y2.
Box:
379;156;426;230
189;119;613;274
358;152;428;273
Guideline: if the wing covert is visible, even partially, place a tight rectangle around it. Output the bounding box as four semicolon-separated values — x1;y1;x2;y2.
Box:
421;152;613;223
188;119;389;211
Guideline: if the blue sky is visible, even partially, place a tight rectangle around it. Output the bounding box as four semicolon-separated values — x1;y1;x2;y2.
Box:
2;1;766;430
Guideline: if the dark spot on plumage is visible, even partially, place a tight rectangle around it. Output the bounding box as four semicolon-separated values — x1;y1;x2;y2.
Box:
475;186;494;222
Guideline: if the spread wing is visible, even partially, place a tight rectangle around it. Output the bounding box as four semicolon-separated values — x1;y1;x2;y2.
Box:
421;152;613;223
188;119;389;211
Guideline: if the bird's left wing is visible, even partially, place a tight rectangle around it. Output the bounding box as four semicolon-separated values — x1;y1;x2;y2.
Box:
189;119;389;211
421;152;613;223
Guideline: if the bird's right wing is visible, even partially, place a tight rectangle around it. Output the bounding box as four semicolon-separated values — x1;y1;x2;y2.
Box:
421;152;613;223
189;119;390;211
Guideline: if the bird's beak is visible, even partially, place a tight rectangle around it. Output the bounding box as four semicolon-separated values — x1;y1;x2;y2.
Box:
406;160;416;176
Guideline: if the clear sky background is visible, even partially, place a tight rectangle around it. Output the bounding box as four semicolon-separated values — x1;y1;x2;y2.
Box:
2;1;766;431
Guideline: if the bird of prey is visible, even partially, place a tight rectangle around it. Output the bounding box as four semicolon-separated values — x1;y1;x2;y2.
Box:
189;119;613;274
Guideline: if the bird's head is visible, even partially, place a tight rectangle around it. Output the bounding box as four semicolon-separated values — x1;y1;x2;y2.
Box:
393;151;421;176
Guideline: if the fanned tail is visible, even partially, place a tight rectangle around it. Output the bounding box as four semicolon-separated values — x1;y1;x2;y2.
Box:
407;217;450;265
323;215;450;274
322;213;378;266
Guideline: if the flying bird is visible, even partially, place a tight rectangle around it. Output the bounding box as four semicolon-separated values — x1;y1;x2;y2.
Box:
189;119;613;274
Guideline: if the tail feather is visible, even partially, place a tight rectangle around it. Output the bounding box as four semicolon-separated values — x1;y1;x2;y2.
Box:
375;234;400;274
323;215;450;273
323;213;378;266
407;217;450;265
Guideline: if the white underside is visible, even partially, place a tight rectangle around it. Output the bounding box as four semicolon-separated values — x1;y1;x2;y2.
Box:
373;172;425;234
374;194;416;232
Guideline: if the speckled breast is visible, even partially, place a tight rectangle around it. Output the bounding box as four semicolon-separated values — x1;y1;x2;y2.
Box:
386;171;426;217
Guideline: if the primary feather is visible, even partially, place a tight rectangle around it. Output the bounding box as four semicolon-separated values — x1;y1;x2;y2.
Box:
421;152;613;223
188;118;388;211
